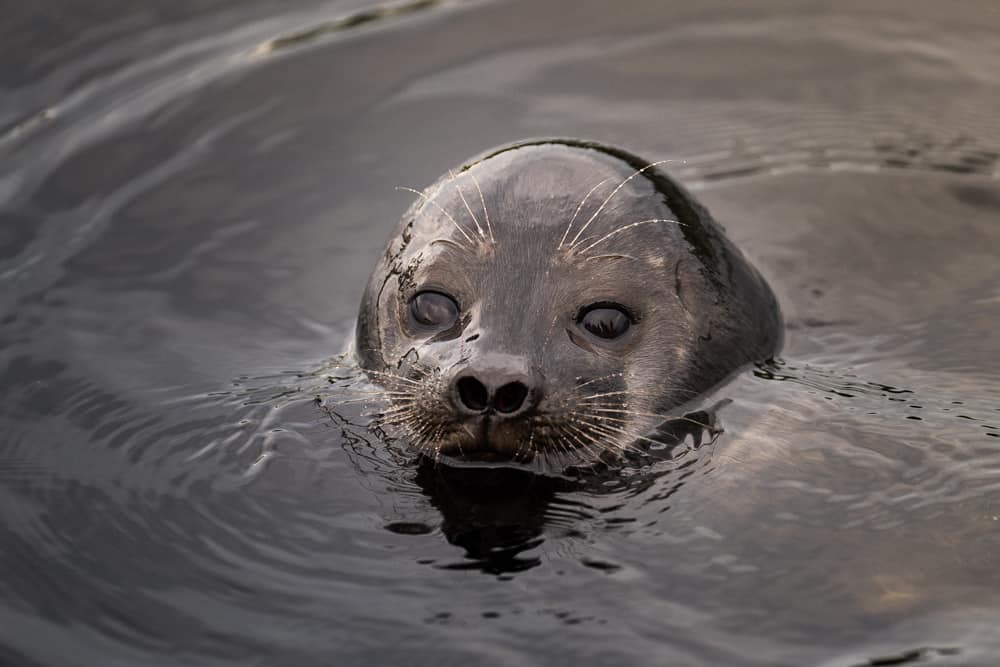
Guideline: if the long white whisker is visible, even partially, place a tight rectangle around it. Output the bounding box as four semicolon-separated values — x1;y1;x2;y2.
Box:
469;170;494;243
559;177;611;249
449;169;486;240
580;416;658;449
588;420;672;452
583;408;714;431
573;372;625;390
563;421;607;463
577;219;681;255
396;186;475;246
361;369;424;386
576;390;632;401
581;421;642;457
569;160;671;247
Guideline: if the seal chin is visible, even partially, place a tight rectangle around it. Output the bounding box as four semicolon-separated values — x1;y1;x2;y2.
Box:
437;416;531;462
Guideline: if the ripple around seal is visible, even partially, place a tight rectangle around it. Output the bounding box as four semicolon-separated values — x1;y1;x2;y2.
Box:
746;360;1000;513
0;359;498;662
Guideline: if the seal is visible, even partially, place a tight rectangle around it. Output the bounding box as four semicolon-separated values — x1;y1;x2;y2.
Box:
355;138;781;466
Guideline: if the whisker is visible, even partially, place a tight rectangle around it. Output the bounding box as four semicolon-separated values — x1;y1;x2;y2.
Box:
575;390;632;401
469;170;494;243
552;432;575;469
573;421;608;463
563;421;608;463
375;406;426;422
319;395;393;407
527;428;540;463
576;219;682;256
514;427;534;463
559;177;611;249
582;408;715;432
540;311;561;356
595;424;672;454
376;412;421;428
406;418;440;456
573;372;625;390
396;186;475;246
361;369;425;386
329;387;415;398
579;421;640;457
449;169;487;240
568;160;672;247
584;419;675;452
586;406;669;419
402;413;432;453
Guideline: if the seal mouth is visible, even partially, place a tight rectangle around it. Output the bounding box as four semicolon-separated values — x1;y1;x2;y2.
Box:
440;415;529;462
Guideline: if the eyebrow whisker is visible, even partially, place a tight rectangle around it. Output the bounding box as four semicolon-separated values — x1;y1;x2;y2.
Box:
559;177;611;249
468;170;495;243
449;169;487;241
395;186;476;246
576;218;682;255
568;160;672;248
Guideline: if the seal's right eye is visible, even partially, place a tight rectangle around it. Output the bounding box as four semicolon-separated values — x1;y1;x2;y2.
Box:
408;291;459;330
578;303;632;340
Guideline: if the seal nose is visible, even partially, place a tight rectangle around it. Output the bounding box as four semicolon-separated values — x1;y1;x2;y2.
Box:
455;376;489;412
452;363;539;417
494;381;528;414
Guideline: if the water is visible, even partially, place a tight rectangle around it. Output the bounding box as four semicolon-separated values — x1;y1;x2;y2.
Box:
2;1;1000;665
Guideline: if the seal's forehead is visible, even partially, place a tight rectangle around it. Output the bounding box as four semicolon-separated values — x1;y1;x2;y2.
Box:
411;143;670;242
467;144;641;196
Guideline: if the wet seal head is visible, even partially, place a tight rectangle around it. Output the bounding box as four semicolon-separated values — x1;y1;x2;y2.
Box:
356;138;782;467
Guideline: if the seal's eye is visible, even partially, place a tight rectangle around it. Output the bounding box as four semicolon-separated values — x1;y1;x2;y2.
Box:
408;291;459;330
579;304;632;340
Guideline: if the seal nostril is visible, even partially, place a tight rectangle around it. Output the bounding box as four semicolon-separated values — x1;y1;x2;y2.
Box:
456;376;488;412
495;381;529;414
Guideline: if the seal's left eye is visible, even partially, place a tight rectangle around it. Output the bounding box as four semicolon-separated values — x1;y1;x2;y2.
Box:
408;291;459;329
579;304;632;340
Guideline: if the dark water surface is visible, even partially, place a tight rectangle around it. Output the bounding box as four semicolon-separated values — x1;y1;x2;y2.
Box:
3;1;1000;665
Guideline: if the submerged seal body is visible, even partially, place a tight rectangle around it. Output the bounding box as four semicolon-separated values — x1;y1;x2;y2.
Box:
356;139;781;465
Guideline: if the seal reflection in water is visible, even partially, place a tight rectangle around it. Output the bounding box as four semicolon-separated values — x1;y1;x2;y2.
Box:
356;139;781;467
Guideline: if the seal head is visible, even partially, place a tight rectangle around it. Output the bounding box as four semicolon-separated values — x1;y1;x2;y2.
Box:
356;139;781;465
